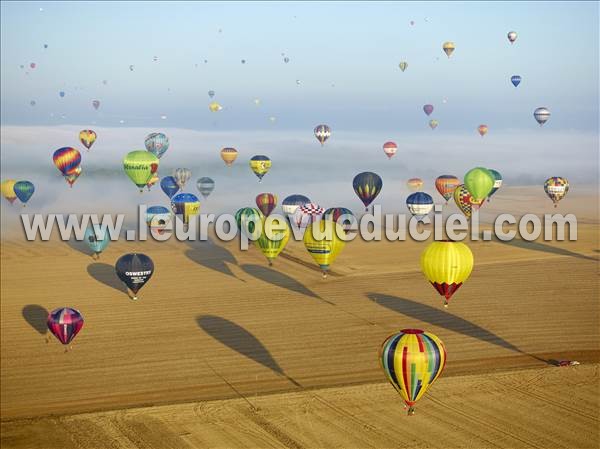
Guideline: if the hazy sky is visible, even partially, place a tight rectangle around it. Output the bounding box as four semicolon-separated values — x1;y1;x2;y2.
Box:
1;1;598;131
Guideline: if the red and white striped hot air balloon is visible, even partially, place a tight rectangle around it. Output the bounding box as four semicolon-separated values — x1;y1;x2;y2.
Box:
383;141;398;160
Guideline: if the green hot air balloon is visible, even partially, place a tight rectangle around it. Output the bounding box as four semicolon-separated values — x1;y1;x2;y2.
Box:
123;151;159;192
464;167;494;205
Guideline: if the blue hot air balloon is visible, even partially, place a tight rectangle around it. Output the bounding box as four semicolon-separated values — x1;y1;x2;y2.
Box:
406;192;434;221
160;176;180;199
115;253;154;300
171;193;200;224
83;224;110;258
282;194;311;216
353;172;383;211
13;181;35;206
511;75;522;87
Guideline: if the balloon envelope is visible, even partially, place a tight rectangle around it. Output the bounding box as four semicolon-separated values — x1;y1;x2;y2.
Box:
47;307;84;345
173;168;191;189
84;224;110;256
115;253;154;298
380;329;447;414
314;124;331;145
353;172;383;210
145;133;170;159
423;104;434;116
383;141;397;159
406;192;433;220
435;175;460;203
160;176;179;199
282;194;311;216
303;220;346;277
171;193;200;224
256;193;277;216
511;75;521;87
249;155;271;182
220;147;238;166
442;41;455;57
534;107;551;126
53;147;81;176
464;167;494;204
79;130;97;150
196;177;215;199
1;179;17;204
487;169;503;199
123;151;159;191
13;181;35;204
544;177;569;207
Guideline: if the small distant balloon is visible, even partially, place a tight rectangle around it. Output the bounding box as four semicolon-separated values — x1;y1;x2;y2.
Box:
20;65;24;69
442;41;455;58
30;62;36;69
399;61;408;72
423;104;434;116
477;124;488;137
153;56;158;62
241;59;246;64
410;20;415;26
209;102;222;112
208;90;215;98
44;44;48;49
507;31;518;44
283;57;290;63
534;107;551;126
511;75;522;87
129;65;134;71
59;91;65;98
30;100;36;106
92;99;100;110
102;79;107;85
429;119;439;130
296;79;301;85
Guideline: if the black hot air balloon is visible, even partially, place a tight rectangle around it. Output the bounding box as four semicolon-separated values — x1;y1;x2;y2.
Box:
115;253;154;300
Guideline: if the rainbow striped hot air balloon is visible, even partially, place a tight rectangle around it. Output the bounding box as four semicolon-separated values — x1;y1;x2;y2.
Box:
421;241;474;307
53;147;81;176
380;329;447;415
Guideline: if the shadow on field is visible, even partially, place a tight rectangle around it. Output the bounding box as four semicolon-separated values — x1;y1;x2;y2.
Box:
185;239;240;279
197;315;300;386
22;305;48;335
240;264;320;299
367;293;543;360
87;263;127;294
64;238;94;257
494;237;597;262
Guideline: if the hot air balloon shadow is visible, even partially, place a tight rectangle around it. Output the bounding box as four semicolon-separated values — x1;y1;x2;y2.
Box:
64;238;95;257
494;237;597;262
240;264;321;300
87;263;128;294
366;293;547;362
196;315;300;387
22;305;48;335
185;239;241;280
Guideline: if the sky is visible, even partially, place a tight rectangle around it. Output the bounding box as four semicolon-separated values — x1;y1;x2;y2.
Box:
0;1;598;225
1;1;598;131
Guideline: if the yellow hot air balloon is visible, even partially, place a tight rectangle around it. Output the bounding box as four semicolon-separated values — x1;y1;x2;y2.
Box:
220;147;238;167
442;41;455;58
1;179;17;204
255;216;290;265
303;220;346;278
421;241;473;307
249;155;271;182
209;101;223;112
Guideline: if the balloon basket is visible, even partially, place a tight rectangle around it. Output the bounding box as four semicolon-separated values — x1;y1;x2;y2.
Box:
407;407;415;416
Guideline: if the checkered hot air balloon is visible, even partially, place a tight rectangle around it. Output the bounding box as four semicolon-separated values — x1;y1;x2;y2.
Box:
314;124;331;146
47;307;84;346
380;329;447;415
453;184;482;218
544;177;569;208
292;202;324;229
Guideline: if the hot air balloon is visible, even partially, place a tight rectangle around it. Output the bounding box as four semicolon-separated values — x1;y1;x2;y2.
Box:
507;31;518;44
145;132;170;159
235;207;263;239
47;307;84;346
399;61;408;72
256;193;277;216
477;124;488;137
464;167;494;206
30;62;36;69
249;155;271;182
314;124;331;146
254;216;290;265
209;101;222;112
421;241;474;306
429;119;439;130
453;184;481;218
406;178;424;192
383;141;397;159
303;220;346;278
129;65;134;71
196;177;215;199
282;194;311;217
435;175;460;204
173;168;191;189
160;176;179;199
380;329;447;415
406;192;433;221
79;130;97;150
13;181;34;206
84;224;110;259
353;172;382;211
220;147;238;166
292;202;324;230
1;180;17;204
146;206;172;235
511;75;521;87
30;100;36;106
544;177;569;208
423;104;434;116
208;90;215;98
59;91;65;98
171;193;200;224
283;57;290;63
53;147;81;176
534;107;551;126
92;100;100;110
115;253;154;300
65;167;82;187
146;172;159;191
442;42;455;58
323;207;356;234
123;151;159;192
487;169;503;201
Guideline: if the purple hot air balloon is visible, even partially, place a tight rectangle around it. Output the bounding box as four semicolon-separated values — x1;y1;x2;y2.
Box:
423;104;434;116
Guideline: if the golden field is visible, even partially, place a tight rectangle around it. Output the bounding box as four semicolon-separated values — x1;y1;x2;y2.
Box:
1;188;598;448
